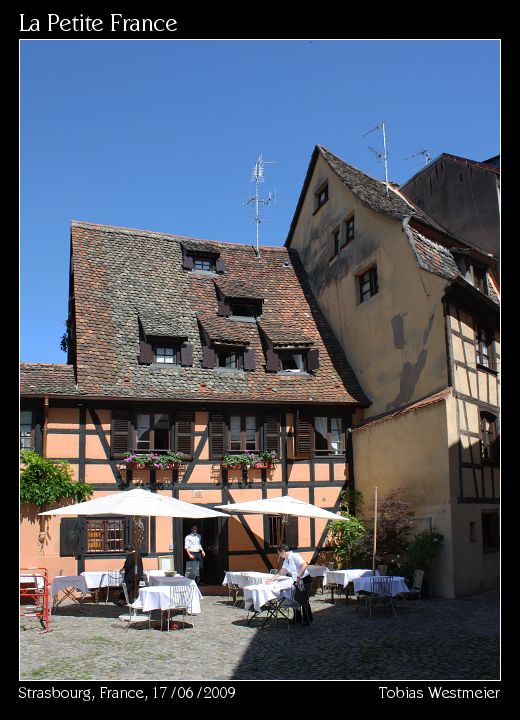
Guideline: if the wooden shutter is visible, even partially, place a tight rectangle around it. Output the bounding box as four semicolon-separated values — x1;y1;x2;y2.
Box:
217;300;231;317
295;410;313;458
202;346;216;368
78;517;88;555
125;517;149;554
243;347;256;371
139;340;154;364
111;411;131;458
263;414;280;454
209;413;226;458
284;516;299;549
266;350;279;372
182;254;194;270
176;412;194;456
215;257;227;273
60;518;80;557
307;348;319;372
180;342;193;366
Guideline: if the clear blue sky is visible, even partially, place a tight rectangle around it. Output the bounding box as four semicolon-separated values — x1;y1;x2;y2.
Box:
20;39;500;363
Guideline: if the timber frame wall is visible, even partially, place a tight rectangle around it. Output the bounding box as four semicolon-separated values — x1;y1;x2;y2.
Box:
20;399;353;577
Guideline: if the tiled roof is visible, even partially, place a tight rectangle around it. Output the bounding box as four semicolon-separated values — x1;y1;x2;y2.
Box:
180;238;222;255
352;387;453;432
259;321;314;347
138;309;191;338
407;227;460;280
23;221;368;405
20;363;78;396
215;277;263;300
197;313;254;346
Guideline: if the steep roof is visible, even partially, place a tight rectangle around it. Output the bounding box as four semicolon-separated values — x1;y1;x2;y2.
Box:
20;221;368;405
285;145;450;247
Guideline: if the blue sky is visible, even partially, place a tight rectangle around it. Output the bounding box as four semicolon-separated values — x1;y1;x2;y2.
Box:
20;39;500;363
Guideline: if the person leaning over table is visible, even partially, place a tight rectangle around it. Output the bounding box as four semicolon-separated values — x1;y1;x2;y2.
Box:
266;543;313;625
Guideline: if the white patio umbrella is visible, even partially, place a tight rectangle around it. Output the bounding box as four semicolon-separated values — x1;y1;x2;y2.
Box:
215;494;351;550
40;488;228;597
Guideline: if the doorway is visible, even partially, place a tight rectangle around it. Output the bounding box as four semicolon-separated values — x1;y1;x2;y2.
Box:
181;517;227;585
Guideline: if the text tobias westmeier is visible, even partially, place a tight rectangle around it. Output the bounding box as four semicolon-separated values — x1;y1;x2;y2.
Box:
20;14;178;33
380;686;500;700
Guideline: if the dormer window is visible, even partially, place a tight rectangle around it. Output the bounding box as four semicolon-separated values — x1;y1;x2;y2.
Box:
155;344;182;365
217;346;243;369
314;182;328;212
229;300;262;319
194;257;216;272
279;350;305;372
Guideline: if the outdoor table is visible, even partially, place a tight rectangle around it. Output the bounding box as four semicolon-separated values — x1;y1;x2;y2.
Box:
50;575;89;611
324;568;379;602
222;571;272;589
243;577;294;624
307;565;327;593
81;571;124;589
149;575;188;587
136;582;202;615
353;575;409;596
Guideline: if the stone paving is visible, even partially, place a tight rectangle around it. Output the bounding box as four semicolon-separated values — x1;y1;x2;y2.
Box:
19;588;499;681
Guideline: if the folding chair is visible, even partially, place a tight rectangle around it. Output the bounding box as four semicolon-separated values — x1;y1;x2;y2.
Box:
117;582;151;632
225;572;242;607
162;584;195;631
365;576;397;619
99;572;123;603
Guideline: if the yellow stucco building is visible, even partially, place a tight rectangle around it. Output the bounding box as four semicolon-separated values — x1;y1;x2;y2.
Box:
286;145;500;597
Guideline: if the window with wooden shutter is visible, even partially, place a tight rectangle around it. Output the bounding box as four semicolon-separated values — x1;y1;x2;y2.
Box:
266;350;279;372
284;516;299;548
139;340;154;364
243;348;256;371
176;412;194;456
180;342;193;366
295;410;313;458
307;348;319;372
60;518;80;557
202;346;216;368
111;411;131;458
209;413;226;458
263;414;280;454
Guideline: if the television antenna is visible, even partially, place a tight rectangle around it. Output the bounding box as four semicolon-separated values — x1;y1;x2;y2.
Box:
362;121;389;196
244;154;276;257
405;148;432;166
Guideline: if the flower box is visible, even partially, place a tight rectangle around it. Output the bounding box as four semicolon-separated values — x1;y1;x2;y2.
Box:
222;464;245;470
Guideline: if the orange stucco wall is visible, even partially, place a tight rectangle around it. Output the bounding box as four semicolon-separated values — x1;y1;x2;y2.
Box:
21;405;347;578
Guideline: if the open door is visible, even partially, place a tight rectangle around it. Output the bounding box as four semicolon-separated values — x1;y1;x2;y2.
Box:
182;517;227;585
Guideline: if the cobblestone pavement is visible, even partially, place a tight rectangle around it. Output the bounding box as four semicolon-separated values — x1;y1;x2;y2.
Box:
20;588;499;681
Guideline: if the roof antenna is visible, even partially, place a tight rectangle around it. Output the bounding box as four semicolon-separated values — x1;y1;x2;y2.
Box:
405;148;432;167
244;154;276;257
362;121;389;196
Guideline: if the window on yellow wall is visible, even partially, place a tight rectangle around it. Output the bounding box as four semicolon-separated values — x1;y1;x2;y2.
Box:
87;519;125;553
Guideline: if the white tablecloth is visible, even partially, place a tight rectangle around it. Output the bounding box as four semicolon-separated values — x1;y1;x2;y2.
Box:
136;582;202;614
222;571;273;589
149;575;189;587
325;569;378;588
81;571;124;589
307;566;327;586
51;575;89;599
20;575;46;589
353;575;409;596
243;578;294;613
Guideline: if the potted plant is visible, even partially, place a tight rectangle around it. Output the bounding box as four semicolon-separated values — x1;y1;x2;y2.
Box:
156;451;190;469
221;453;251;469
253;451;280;469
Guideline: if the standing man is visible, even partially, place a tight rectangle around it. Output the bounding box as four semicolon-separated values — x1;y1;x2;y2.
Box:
184;525;205;585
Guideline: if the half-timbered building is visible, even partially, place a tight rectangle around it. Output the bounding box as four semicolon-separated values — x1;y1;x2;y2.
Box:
20;220;368;581
285;145;500;597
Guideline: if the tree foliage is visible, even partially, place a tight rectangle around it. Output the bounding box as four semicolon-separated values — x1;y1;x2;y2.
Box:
20;449;93;509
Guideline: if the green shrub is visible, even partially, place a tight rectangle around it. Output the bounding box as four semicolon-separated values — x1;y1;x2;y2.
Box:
20;449;93;509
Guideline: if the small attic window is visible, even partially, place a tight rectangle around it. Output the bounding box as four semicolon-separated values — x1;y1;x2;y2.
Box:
194;257;216;272
314;182;329;212
229;300;262;319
